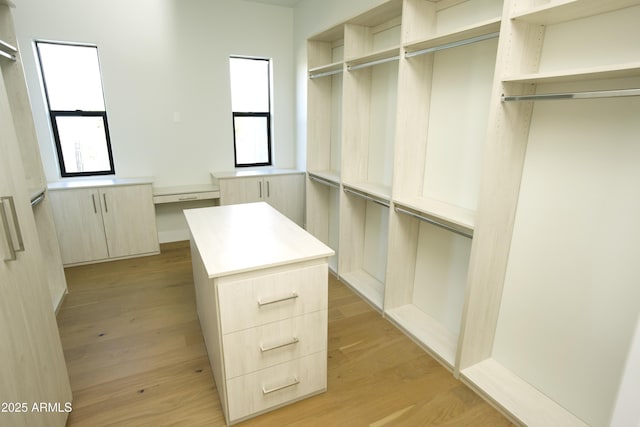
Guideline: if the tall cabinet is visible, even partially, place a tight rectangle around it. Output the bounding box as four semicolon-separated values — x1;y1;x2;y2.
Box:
0;1;72;425
0;0;67;311
305;0;640;426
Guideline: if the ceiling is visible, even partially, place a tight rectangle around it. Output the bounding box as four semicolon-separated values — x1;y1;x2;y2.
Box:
243;0;301;8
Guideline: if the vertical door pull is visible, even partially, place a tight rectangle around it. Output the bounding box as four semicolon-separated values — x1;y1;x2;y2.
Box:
259;181;263;198
92;194;98;213
267;181;270;198
0;198;17;261
1;196;25;261
102;193;108;213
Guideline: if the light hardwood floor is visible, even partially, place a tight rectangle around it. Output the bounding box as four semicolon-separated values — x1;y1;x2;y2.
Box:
57;241;512;426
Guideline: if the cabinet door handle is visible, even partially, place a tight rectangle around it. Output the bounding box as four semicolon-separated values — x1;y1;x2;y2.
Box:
1;196;25;261
259;181;263;198
92;194;98;213
262;377;299;395
0;198;17;261
103;193;108;213
260;337;299;353
257;292;298;307
267;181;270;198
178;196;198;201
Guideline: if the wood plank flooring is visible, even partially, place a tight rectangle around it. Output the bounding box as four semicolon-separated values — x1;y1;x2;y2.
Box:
57;241;513;426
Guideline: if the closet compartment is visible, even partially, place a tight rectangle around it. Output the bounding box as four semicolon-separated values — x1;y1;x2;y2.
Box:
340;0;402;196
502;0;640;100
393;0;500;231
306;25;343;263
458;1;640;426
307;24;344;180
338;187;390;311
385;205;472;369
402;0;503;48
306;174;340;273
343;0;402;67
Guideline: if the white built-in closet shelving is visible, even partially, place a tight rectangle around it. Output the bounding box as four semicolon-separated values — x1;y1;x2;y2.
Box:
307;0;640;425
458;1;640;426
338;0;402;311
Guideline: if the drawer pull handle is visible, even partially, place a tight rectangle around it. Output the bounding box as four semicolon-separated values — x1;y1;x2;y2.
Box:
260;337;299;353
257;292;298;307
262;377;299;395
178;196;198;201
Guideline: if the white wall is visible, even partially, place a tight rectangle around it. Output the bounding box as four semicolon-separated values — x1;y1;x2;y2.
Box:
14;0;295;187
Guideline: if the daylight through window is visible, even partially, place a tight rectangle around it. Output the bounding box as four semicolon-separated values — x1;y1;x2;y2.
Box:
229;56;272;167
36;41;115;177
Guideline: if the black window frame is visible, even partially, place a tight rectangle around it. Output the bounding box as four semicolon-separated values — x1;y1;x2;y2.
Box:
35;40;116;178
229;56;273;168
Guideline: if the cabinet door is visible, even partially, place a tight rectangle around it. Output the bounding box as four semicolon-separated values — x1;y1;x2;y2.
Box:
100;185;159;259
1;61;71;427
219;177;264;206
265;174;305;226
48;188;109;264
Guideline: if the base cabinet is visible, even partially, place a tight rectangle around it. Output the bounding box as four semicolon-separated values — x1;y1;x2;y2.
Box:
215;170;305;226
48;182;159;265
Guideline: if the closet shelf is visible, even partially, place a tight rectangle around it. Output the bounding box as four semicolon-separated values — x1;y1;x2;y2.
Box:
342;181;391;203
393;197;475;236
461;359;589;427
345;46;401;71
340;270;384;311
403;17;501;58
511;0;640;25
385;305;458;369
502;62;640;85
308;170;340;184
309;61;343;79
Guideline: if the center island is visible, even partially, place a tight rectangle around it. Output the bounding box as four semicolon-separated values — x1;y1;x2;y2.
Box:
185;202;334;425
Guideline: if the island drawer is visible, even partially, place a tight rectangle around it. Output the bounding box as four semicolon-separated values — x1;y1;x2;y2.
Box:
226;351;327;423
217;263;328;333
223;310;327;379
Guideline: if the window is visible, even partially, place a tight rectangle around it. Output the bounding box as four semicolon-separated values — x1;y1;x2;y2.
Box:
35;41;115;177
229;56;272;167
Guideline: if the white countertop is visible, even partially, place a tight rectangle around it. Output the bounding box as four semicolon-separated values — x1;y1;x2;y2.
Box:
211;168;304;180
185;202;334;279
48;176;154;190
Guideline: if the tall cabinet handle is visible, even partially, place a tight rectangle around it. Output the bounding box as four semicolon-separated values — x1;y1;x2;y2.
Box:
102;193;108;213
266;181;270;198
259;181;263;198
1;196;25;261
0;198;17;261
92;194;98;213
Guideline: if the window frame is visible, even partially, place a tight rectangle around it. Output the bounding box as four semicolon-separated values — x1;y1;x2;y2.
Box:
229;56;273;168
35;40;116;177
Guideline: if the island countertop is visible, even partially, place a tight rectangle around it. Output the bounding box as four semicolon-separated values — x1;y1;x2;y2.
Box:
184;202;334;279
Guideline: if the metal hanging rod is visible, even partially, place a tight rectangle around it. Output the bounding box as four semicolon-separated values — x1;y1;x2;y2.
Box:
395;206;473;239
309;174;340;189
309;68;343;79
348;55;400;72
0;39;17;61
502;88;640;102
405;32;500;59
344;187;390;208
